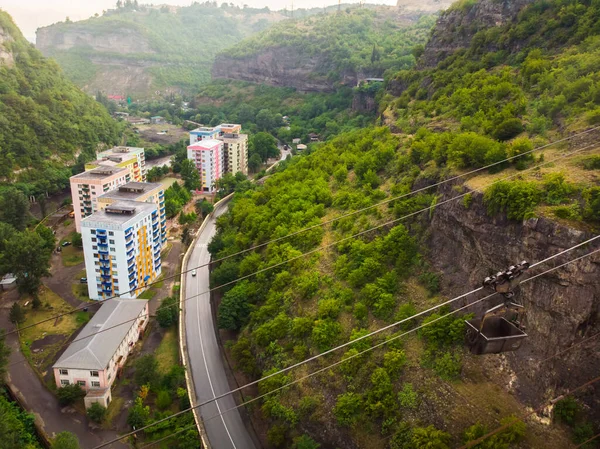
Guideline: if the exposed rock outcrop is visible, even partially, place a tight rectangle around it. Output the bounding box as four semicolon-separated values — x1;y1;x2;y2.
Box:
419;0;536;68
212;48;345;93
36;26;155;55
0;23;15;67
427;181;600;416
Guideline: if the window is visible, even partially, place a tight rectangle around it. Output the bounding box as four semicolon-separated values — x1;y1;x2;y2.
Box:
92;238;97;242
109;239;115;244
61;380;70;386
109;231;114;236
91;381;100;388
92;246;97;250
111;256;116;261
110;248;115;252
59;369;68;375
91;230;96;235
113;263;118;268
95;262;99;266
77;381;86;387
95;269;100;273
90;370;99;377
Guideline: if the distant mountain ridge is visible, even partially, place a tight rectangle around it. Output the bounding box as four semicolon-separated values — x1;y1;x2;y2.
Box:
35;3;288;98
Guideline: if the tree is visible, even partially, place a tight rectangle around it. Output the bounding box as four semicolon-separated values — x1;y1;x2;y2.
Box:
9;303;25;324
218;281;252;330
134;355;159;387
0;231;52;294
294;435;320;449
127;397;150;428
87;402;107;423
156;296;179;328
180;159;201;191
248;153;262;173
71;232;82;249
195;199;214;218
249;132;279;162
35;225;56;253
52;432;80;449
0;188;29;230
57;384;85;406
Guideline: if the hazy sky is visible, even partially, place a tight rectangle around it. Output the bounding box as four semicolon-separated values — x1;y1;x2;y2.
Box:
3;0;395;41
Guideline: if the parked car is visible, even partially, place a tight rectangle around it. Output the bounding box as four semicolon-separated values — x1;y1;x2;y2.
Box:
80;278;87;284
61;241;71;247
191;269;197;277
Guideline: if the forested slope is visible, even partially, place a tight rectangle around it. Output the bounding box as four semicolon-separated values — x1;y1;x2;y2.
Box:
36;2;287;96
212;8;438;92
0;11;119;196
208;0;600;447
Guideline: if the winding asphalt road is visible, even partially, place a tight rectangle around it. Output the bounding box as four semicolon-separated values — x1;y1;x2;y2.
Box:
184;199;257;449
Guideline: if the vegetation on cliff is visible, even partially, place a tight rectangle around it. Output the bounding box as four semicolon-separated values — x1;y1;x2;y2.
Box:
220;8;437;81
0;11;120;196
207;0;600;447
38;2;285;94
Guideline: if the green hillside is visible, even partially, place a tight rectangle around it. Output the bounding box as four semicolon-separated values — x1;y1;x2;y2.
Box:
220;8;437;80
208;0;600;447
0;11;119;196
37;3;286;95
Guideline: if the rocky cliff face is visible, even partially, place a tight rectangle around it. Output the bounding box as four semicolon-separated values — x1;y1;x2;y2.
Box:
419;0;535;68
0;23;15;67
427;181;600;415
36;26;155;55
212;48;347;93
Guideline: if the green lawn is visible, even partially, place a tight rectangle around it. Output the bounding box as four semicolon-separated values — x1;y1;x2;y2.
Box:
159;177;180;189
156;328;179;375
60;232;84;267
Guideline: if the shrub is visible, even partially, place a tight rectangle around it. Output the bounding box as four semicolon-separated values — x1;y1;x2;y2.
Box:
573;422;595;446
267;424;287;447
51;432;80;449
134;355;159;387
353;302;368;322
554;204;582;220
462;193;473;209
554;397;580;426
544;173;575;205
333;392;362;426
494;118;524;141
447;133;504;168
584;187;600;221
383;349;407;377
395;303;418;330
419;271;440;295
293;435;320;449
311;319;342;351
56;384;85;406
420;311;466;347
411;425;451;449
156;296;179;328
427;350;462;380
398;383;418;409
484;180;542;220
86;402;106;423
581;155;600;170
127;397;150;429
507;137;534;163
9;302;25;324
155;390;172;410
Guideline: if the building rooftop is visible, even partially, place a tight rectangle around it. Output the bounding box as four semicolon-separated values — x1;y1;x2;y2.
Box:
98;182;162;201
188;139;222;149
97;146;144;158
219;133;248;141
71;166;129;182
53;299;147;370
82;200;157;227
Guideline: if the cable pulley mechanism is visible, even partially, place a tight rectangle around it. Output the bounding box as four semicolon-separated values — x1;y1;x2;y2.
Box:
466;261;530;355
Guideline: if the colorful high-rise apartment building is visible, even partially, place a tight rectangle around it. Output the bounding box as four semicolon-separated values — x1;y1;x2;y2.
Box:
186;139;224;193
70;167;129;232
219;132;248;175
97;182;167;244
189;126;221;145
90;146;146;182
81;200;162;301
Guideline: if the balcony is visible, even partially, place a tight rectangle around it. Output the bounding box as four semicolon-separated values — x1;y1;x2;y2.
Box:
127;256;135;266
126;239;134;248
97;229;106;235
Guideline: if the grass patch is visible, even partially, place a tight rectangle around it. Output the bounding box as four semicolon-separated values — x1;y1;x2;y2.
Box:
155;328;179;376
103;396;125;429
18;287;87;371
138;289;157;300
63;219;72;227
60;232;84;267
159;177;180;189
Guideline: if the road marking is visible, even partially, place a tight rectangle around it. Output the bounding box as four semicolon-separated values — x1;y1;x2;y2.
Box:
194;253;237;449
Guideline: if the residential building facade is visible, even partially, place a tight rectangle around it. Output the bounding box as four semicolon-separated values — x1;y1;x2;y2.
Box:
186;139;224;193
189;126;221;145
219;132;248;175
69;167;129;232
81;200;162;301
97;182;167;244
94;146;146;182
53;299;149;408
